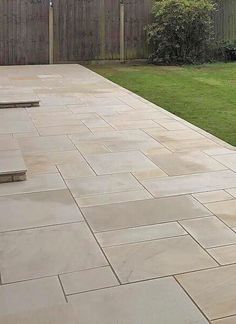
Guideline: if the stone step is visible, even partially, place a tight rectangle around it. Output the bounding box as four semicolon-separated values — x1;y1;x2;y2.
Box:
0;99;39;109
0;148;27;183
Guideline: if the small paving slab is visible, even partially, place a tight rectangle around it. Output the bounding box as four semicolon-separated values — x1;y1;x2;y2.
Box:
0;150;26;183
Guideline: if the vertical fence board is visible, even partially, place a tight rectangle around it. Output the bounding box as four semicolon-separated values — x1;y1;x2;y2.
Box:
214;0;236;42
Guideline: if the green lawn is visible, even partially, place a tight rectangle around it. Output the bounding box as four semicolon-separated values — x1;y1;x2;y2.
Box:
91;63;236;147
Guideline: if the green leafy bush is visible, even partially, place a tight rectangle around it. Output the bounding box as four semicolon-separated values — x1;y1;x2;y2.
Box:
146;0;217;64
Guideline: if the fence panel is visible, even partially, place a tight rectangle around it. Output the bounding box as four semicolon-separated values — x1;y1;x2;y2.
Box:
124;0;153;59
214;0;236;42
53;0;120;62
0;0;49;65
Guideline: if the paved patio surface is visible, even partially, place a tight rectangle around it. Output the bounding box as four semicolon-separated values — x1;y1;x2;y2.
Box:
0;64;236;324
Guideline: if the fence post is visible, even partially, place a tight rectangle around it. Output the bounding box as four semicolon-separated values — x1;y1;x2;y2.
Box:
49;1;54;64
120;0;125;63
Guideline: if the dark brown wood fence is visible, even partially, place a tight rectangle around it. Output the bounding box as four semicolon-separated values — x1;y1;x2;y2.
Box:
0;0;49;65
1;0;236;65
53;0;153;63
214;0;236;42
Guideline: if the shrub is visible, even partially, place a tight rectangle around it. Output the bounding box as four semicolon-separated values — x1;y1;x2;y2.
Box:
146;0;217;64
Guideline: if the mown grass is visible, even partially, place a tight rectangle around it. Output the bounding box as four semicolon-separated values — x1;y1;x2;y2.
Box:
91;63;236;146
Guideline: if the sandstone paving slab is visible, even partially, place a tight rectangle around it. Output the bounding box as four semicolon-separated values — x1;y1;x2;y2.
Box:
0;120;36;135
176;264;236;320
0;189;83;232
84;151;159;175
105;119;162;131
212;317;236;324
82;195;212;232
1;304;77;324
103;236;217;283
147;151;226;176
193;190;233;204
67;277;208;324
57;160;95;179
75;141;110;154
0;173;66;196
180;217;236;248
76;190;152;207
213;154;236;172
66;173;142;198
208;244;236;265
0;136;19;150
60;266;119;295
163;138;220;152
0;222;107;283
0;277;65;317
132;168;168;180
155;120;189;130
37;124;91;136
96;222;186;247
17;135;75;153
142;170;236;198
144;129;205;142
23;152;58;175
226;188;236;198
205;200;236;227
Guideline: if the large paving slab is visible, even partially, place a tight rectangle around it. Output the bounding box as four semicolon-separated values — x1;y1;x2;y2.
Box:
103;235;217;283
82;195;212;232
0;189;83;232
177;264;236;320
0;64;235;322
0;222;107;283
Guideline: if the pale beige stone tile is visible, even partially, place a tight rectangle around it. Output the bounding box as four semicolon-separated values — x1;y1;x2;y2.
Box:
142;170;236;198
68;277;208;324
17;135;75;153
226;188;236;198
57;160;95;180
180;217;236;248
147;151;226;176
66;173;142;197
204;148;236;156
104;236;217;283
211;316;236;324
132;168;168;180
60;266;118;295
108;119;162;130
82;118;113;130
96;222;186;247
0;136;19;150
0;222;107;283
82;195;211;232
205;200;236;227
84;151;158;175
144;129;205;142
75;142;109;154
76;190;152;207
37;125;90;136
213;154;236;172
1;304;76;324
0;173;66;197
208;244;236;265
177;264;236;320
0;120;36;135
0;189;83;232
164;139;220;152
0;277;65;317
23;152;57;175
193;190;233;204
155;120;189;130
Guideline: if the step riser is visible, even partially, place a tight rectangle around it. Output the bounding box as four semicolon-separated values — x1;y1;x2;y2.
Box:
0;101;39;109
0;172;26;183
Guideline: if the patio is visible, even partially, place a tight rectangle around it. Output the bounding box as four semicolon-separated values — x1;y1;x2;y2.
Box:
0;64;236;323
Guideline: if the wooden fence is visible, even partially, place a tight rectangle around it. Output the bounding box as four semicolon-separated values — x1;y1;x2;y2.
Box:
215;0;236;42
53;0;153;63
1;0;236;65
0;0;49;65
